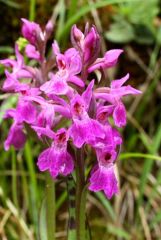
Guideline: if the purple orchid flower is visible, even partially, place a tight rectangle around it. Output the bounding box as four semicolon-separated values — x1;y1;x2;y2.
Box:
88;49;123;73
2;19;142;200
40;46;84;96
69;81;105;148
37;128;74;178
0;45;33;92
89;164;118;199
89;146;119;199
2;70;29;92
21;96;55;131
3;96;38;151
1;44;32;79
71;24;100;66
95;74;141;127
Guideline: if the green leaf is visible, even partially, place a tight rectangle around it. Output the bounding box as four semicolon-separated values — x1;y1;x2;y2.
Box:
24;141;39;235
0;0;21;8
0;46;14;54
134;24;154;44
39;198;48;240
119;0;159;26
137;123;161;211
95;192;116;221
150;209;161;229
107;224;131;239
55;0;66;40
105;20;134;43
56;190;67;212
120;152;161;162
156;27;161;45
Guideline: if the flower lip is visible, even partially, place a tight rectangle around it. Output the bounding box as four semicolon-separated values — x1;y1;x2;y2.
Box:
97;147;117;168
73;101;84;116
70;94;86;119
104;152;112;161
58;59;66;70
97;112;107;122
55;128;69;146
56;132;67;144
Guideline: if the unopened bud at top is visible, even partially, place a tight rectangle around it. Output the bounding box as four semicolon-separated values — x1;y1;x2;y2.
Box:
71;25;84;50
83;26;100;65
21;18;42;45
45;19;54;38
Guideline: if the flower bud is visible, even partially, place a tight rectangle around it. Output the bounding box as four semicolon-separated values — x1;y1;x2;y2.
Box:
71;25;84;50
45;19;54;39
83;26;100;66
21;18;42;45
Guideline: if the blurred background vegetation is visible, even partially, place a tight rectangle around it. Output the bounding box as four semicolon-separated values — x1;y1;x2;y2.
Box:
0;0;161;239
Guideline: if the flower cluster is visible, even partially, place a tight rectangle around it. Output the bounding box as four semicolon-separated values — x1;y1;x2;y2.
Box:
1;19;141;199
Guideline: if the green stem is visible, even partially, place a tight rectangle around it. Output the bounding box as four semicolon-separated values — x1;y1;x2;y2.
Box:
79;185;88;239
75;149;87;240
45;173;56;240
11;147;18;208
29;0;36;21
67;175;76;240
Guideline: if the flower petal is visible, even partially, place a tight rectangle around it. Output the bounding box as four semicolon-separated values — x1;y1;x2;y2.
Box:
113;103;126;127
4;124;26;151
25;44;40;60
37;147;53;171
68;75;85;88
82;80;94;110
89;165;118;199
69;118;104;148
111;73;129;89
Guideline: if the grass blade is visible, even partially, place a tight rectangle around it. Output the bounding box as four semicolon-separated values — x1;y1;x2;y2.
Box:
0;0;21;9
107;224;131;239
120;152;161;162
11;147;18;208
95;192;116;221
24;141;39;233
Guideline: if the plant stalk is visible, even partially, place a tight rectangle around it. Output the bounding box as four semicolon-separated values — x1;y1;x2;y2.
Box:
29;0;36;21
75;148;87;240
45;173;56;240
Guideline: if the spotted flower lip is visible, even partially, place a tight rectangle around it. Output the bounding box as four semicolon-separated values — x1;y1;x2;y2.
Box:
37;128;74;178
69;80;105;148
89;165;118;199
2;19;141;199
